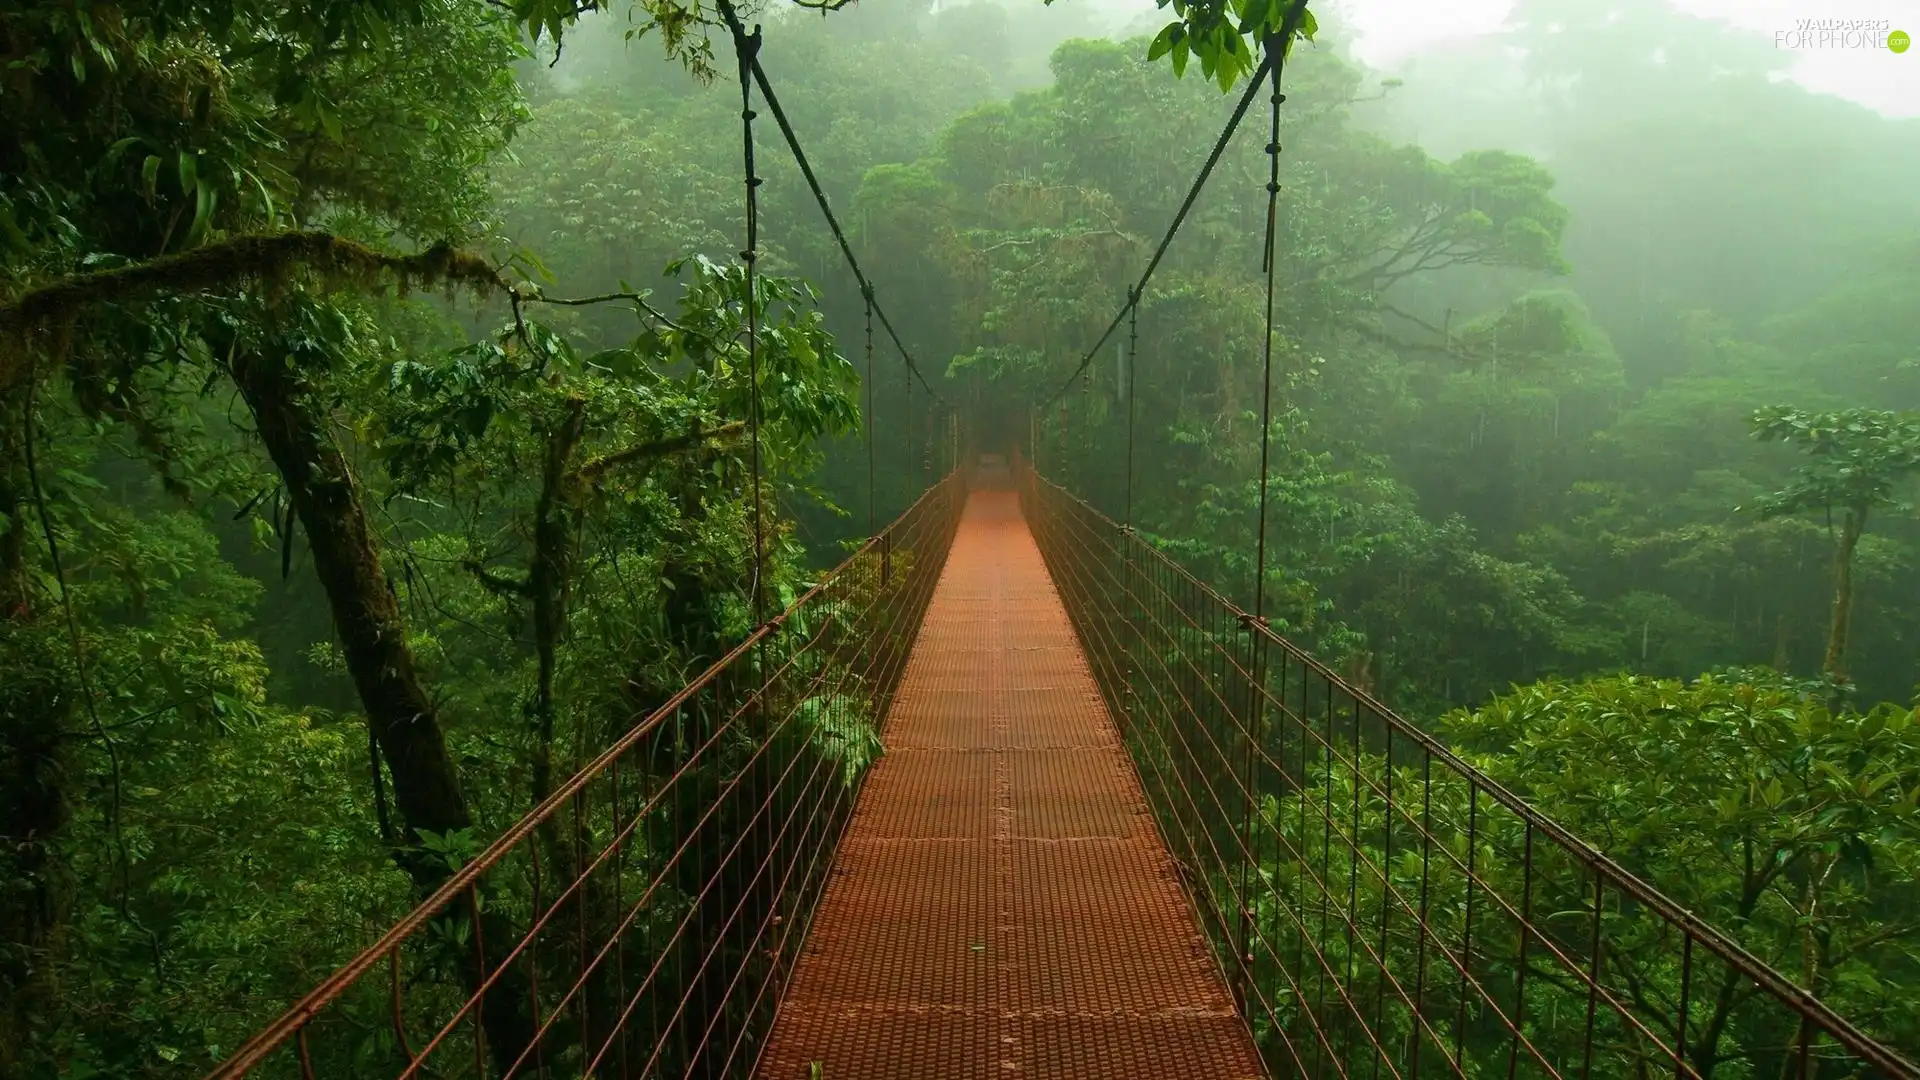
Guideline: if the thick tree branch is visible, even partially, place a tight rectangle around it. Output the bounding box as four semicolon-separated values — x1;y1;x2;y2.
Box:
1377;302;1459;343
572;421;746;484
0;231;505;344
1829;920;1920;967
516;288;671;320
465;561;532;598
513;288;741;363
1348;320;1460;360
1345;304;1483;363
1339;208;1453;287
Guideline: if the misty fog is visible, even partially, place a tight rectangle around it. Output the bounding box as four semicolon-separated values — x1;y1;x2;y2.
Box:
5;0;1917;1074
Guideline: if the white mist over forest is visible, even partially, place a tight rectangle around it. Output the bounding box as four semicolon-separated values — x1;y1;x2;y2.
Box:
4;0;1918;1075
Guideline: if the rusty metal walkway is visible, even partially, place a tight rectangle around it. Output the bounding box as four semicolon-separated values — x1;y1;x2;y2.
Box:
757;489;1264;1079
204;469;1920;1080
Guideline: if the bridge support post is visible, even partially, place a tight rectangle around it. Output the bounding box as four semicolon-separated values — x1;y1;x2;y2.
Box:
1117;525;1137;750
1230;609;1270;1028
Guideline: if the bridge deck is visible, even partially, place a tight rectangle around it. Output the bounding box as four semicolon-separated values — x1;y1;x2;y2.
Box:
758;489;1264;1079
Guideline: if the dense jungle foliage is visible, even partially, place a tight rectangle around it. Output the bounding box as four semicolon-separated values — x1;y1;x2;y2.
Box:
1;0;1915;1075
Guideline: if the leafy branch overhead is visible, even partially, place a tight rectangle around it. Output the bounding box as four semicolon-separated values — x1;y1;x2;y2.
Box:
0;233;504;373
1143;0;1319;90
494;0;1316;87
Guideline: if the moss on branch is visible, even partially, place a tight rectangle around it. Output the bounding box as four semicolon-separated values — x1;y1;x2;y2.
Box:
0;232;506;383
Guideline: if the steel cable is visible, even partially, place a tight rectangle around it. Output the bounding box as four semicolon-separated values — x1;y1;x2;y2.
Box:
1038;42;1281;410
726;11;768;627
716;0;946;404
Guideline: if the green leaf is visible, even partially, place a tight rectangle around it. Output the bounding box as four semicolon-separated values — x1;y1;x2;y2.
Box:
317;100;344;144
0;207;26;253
1237;0;1278;35
189;181;218;244
247;170;276;224
1147;23;1183;62
141;154;162;198
177;151;198;198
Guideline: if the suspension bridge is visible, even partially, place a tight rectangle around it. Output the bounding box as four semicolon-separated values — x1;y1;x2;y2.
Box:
198;4;1917;1079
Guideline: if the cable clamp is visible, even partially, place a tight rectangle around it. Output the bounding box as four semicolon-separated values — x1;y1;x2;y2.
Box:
729;15;764;65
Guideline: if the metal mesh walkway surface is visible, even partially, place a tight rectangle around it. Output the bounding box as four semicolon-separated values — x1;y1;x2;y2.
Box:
757;489;1265;1080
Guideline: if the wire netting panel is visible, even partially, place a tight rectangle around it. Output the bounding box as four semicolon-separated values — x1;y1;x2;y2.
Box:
1018;459;1917;1080
206;473;968;1080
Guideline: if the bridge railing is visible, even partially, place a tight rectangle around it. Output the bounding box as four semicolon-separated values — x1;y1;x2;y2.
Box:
1016;462;1916;1080
207;469;967;1080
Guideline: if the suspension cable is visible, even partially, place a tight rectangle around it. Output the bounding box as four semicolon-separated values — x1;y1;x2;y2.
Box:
727;11;767;627
904;350;915;503
715;2;945;405
1254;7;1309;623
863;283;876;537
1240;0;1314;1021
1038;44;1280;410
1123;287;1138;531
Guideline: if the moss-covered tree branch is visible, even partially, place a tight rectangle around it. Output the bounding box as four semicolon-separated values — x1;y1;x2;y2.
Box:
0;232;505;369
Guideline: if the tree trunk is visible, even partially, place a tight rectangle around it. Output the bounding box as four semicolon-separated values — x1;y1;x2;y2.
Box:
522;409;744;1065
529;399;586;807
0;431;73;1077
0;453;26;619
1774;854;1834;1080
1823;504;1867;681
0;622;71;1079
230;348;469;865
226;343;533;1068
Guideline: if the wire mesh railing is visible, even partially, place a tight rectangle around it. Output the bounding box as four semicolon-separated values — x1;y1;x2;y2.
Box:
1016;459;1918;1080
205;469;967;1080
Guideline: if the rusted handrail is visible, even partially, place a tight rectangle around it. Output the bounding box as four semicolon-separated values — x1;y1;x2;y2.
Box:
1017;456;1917;1080
206;469;969;1080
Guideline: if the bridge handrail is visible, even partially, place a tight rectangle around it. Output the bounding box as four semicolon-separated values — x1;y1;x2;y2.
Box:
207;468;969;1079
1017;459;1918;1080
